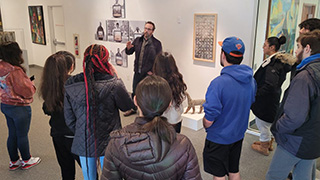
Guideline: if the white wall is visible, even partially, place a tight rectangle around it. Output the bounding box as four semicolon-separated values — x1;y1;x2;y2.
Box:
1;0;259;99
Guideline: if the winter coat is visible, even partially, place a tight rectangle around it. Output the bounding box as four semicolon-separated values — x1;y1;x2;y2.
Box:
271;57;320;159
251;52;295;123
125;35;162;76
101;117;202;180
0;60;35;106
64;72;135;157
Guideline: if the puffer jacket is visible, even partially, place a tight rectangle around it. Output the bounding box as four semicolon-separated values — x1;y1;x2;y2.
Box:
64;72;135;157
101;117;202;180
251;52;295;123
0;60;35;106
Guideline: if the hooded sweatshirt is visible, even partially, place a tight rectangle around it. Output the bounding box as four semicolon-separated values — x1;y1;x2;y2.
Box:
203;64;256;144
0;60;35;106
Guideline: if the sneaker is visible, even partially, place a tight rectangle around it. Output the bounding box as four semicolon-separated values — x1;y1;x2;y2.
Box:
21;157;41;170
9;159;22;171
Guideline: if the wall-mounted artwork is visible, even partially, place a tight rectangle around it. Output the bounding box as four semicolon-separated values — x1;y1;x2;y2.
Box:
193;13;217;62
95;21;107;41
0;32;15;44
107;20;129;43
0;9;3;32
28;6;46;45
111;0;126;18
128;21;145;41
109;46;128;67
266;0;299;54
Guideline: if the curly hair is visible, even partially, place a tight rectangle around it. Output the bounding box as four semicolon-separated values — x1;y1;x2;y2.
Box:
152;52;187;108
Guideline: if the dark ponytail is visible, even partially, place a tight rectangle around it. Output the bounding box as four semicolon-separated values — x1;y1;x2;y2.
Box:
267;36;286;52
136;75;176;144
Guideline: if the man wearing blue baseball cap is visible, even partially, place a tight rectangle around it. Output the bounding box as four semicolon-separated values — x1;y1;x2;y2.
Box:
202;36;257;180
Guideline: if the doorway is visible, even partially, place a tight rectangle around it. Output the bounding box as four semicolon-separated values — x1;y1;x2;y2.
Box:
48;6;66;54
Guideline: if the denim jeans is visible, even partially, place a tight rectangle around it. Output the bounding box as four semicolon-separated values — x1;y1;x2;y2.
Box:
266;145;315;180
1;103;32;161
80;156;104;180
255;117;272;142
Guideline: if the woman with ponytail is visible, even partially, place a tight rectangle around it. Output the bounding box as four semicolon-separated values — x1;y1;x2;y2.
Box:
64;44;134;180
152;52;187;133
101;75;201;180
251;36;296;156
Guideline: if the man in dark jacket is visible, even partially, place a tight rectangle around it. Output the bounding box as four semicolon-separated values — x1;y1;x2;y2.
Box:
266;30;320;180
124;21;162;116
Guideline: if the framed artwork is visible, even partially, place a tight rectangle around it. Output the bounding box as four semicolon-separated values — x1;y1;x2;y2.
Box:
28;6;46;45
0;9;3;32
111;0;126;18
95;21;107;41
109;46;128;67
193;13;217;62
0;32;15;44
106;20;129;43
266;0;299;54
128;20;145;41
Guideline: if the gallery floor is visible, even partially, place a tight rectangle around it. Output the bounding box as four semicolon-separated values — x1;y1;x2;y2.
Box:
0;66;319;180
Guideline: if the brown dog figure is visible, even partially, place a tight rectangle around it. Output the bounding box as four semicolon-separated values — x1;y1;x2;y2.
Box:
184;92;205;114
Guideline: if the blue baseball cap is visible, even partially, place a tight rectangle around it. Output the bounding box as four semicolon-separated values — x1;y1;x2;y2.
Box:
218;36;245;57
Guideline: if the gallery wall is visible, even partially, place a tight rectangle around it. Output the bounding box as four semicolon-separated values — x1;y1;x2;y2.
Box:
0;0;259;99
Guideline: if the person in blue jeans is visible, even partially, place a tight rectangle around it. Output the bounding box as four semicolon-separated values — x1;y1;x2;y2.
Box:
64;44;135;180
0;41;41;170
266;30;320;180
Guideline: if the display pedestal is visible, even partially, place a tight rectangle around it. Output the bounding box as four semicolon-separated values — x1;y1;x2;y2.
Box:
181;107;204;131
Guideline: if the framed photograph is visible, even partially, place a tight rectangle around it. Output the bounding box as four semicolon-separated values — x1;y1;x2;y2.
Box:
193;13;217;62
0;32;15;44
107;20;129;43
111;0;126;18
128;20;145;41
266;0;299;54
28;6;46;45
109;46;128;67
95;21;107;41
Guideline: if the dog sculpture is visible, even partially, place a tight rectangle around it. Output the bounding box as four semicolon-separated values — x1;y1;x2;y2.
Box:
184;92;205;114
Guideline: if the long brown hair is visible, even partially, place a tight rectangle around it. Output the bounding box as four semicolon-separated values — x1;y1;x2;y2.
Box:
152;52;187;108
0;41;25;72
39;52;75;112
135;75;176;144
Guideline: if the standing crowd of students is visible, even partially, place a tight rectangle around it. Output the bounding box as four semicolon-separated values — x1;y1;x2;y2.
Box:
0;18;320;180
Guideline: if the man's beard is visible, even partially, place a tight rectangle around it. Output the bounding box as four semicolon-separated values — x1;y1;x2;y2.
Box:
144;32;150;39
296;50;303;65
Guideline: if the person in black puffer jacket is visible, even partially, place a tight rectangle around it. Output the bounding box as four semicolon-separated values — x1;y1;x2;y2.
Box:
64;44;135;180
101;75;202;180
251;36;295;156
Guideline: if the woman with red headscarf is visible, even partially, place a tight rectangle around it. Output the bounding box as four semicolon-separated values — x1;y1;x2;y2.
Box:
64;44;134;180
